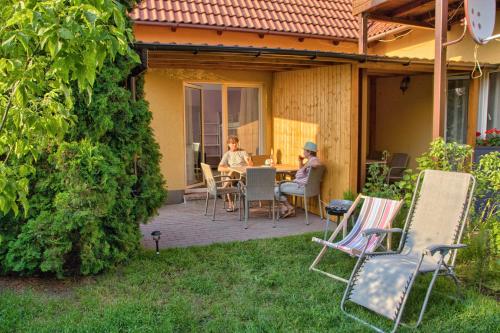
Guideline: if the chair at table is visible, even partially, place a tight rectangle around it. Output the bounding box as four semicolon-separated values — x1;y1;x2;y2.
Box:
278;165;325;225
387;153;409;183
239;167;277;229
201;163;241;221
341;170;475;332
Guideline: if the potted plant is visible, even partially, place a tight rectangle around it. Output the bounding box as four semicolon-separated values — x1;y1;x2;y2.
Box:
475;128;500;163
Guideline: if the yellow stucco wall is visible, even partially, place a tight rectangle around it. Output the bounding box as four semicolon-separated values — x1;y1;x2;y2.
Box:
374;75;434;169
370;13;500;64
144;68;273;190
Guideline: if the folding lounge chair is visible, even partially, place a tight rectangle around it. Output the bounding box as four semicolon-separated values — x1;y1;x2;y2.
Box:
310;195;403;283
341;170;475;333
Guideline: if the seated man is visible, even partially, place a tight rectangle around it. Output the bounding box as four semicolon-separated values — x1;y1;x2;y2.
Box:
218;135;253;212
275;141;321;218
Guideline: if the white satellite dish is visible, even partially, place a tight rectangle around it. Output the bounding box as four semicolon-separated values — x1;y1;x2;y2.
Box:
464;0;497;44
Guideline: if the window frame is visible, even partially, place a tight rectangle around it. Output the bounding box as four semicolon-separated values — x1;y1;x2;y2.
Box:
477;70;500;137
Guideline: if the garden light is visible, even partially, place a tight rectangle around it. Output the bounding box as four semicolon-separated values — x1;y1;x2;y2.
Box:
151;231;161;255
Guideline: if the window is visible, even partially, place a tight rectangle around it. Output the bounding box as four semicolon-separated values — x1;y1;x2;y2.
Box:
486;72;500;129
227;87;260;155
446;77;469;144
477;71;500;135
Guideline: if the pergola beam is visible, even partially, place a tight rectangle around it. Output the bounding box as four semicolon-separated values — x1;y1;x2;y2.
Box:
368;13;435;29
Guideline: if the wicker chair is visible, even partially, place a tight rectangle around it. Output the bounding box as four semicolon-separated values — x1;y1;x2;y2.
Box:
387;153;409;183
278;165;325;225
239;167;277;229
201;163;241;221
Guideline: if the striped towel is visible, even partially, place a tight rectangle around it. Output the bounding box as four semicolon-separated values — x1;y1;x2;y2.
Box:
333;197;401;256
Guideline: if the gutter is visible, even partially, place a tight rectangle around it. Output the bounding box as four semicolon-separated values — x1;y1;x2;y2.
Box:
133;42;500;70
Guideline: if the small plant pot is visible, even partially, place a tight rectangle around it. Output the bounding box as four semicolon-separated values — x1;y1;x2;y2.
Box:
474;146;500;164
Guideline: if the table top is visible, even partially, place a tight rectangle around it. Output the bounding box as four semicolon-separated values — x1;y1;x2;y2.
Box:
365;159;387;165
229;164;298;174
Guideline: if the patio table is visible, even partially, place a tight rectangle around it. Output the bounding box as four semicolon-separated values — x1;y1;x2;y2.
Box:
365;159;387;165
228;164;298;176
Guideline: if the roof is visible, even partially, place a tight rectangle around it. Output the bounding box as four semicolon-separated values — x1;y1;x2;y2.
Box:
130;0;395;41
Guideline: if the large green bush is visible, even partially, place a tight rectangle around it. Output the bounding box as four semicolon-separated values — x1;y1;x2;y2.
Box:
0;57;166;277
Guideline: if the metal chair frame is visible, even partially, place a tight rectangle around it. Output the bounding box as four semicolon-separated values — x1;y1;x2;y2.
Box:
340;170;476;333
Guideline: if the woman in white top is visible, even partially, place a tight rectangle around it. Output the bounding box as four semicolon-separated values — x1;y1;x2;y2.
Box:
218;136;253;211
275;141;321;217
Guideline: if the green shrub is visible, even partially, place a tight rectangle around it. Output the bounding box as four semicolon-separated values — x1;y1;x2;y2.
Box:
0;57;165;277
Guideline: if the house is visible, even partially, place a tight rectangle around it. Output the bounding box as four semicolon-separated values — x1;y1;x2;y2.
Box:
129;0;500;206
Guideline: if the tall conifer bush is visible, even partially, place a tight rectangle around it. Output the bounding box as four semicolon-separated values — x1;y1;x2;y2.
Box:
0;2;166;277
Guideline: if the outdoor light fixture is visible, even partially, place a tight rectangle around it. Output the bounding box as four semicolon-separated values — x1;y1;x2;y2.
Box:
151;231;161;255
400;76;410;94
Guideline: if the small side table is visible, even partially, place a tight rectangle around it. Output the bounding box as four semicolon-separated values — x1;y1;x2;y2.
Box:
324;200;354;240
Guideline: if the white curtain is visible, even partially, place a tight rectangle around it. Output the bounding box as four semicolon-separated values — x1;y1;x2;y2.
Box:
228;87;260;155
487;72;500;129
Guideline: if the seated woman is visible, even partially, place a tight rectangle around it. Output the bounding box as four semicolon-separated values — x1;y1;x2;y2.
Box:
218;135;253;212
275;141;321;218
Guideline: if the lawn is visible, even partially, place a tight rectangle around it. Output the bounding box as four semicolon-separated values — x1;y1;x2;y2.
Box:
1;233;498;332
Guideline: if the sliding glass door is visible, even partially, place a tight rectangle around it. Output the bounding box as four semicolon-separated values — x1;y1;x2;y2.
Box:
184;83;262;187
184;84;203;187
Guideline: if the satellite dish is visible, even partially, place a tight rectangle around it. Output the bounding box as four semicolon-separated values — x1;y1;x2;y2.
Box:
464;0;497;44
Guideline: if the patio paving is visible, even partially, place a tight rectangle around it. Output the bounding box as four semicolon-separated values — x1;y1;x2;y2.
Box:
140;200;327;249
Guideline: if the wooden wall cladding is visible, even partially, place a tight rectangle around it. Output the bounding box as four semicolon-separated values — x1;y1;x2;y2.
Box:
273;65;356;212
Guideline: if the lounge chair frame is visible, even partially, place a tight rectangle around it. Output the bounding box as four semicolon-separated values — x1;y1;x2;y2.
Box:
340;170;476;333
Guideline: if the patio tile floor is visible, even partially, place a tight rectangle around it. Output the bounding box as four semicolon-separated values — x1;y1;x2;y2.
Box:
140;200;327;249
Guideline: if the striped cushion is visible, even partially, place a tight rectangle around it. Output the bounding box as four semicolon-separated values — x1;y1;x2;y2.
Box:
333;197;401;255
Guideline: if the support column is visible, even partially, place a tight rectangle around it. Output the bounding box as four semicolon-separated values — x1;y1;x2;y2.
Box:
433;0;448;138
360;69;368;187
358;14;368;54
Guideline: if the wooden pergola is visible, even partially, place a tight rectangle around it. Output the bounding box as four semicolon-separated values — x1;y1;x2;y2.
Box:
354;0;499;139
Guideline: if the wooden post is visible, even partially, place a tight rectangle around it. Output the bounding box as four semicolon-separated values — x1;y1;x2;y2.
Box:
350;65;359;193
358;14;368;54
467;78;480;147
433;0;448;139
360;69;368;187
369;78;377;156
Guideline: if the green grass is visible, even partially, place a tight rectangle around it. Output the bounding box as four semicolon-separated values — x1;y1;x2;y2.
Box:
1;233;498;333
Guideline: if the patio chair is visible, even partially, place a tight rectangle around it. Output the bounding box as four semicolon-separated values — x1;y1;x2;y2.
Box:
201;163;241;221
386;153;409;183
239;167;277;229
341;170;475;333
309;194;403;283
278;165;325;225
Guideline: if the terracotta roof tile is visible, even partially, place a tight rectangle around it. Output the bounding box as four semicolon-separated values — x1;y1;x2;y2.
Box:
131;0;397;40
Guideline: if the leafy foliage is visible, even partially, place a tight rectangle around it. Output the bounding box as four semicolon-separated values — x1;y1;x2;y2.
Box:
0;0;166;277
415;137;473;172
363;138;499;291
362;164;401;200
0;53;165;277
0;0;139;216
0;57;166;277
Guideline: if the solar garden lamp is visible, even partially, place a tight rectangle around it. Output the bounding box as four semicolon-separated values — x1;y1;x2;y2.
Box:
151;231;161;255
